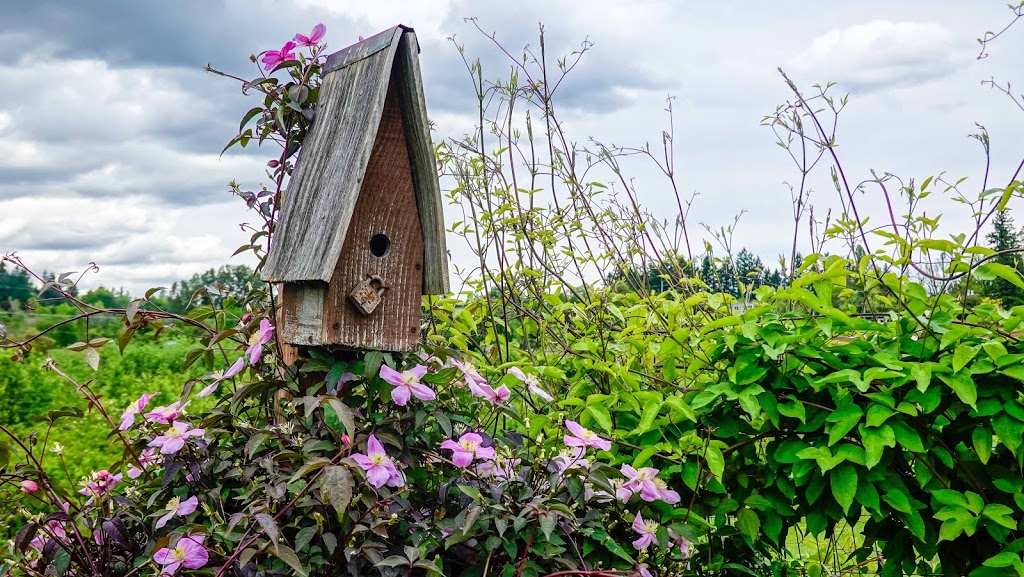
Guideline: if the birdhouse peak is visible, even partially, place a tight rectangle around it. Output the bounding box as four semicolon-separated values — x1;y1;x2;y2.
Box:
262;25;448;297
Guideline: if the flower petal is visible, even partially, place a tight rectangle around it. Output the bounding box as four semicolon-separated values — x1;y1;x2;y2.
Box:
379;365;405;387
390;384;411;406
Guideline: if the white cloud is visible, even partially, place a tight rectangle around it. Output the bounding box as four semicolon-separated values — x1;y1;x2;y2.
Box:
791;20;969;92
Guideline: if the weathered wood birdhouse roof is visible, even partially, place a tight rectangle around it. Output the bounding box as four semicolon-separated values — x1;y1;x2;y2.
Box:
261;25;448;294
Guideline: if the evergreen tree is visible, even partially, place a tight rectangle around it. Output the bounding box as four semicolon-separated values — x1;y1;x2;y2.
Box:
981;210;1024;307
0;263;33;310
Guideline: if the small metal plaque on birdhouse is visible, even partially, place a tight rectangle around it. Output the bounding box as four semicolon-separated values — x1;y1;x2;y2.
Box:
348;275;388;315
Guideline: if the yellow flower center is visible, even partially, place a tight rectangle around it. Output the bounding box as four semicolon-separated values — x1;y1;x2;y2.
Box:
167;497;180;512
166;426;182;438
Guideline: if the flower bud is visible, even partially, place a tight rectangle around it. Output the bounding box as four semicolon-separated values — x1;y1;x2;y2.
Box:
241;313;253;324
267;159;280;168
20;480;39;493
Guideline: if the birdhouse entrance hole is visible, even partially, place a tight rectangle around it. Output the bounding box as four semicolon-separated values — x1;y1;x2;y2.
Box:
369;233;391;257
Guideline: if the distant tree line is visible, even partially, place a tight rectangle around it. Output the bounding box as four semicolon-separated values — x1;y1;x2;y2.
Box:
0;264;259;348
607;248;789;297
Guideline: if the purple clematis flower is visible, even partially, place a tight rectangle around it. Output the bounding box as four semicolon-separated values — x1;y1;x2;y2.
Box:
508;366;554;401
119;392;159;430
380;364;435;406
144;401;185;425
261;41;296;71
351;434;405;488
155;495;198;529
197;357;245;398
631;513;658;550
153;534;208;575
127;448;160;479
149;421;205;455
440;432;496;467
246;318;275;364
294;23;326;47
564;420;612;451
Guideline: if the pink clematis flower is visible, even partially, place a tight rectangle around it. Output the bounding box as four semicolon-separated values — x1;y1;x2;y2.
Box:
564;420;612;451
153;534;208;575
508;367;554;401
78;470;122;502
352;434;405;488
246;318;275;364
440;432;496;468
21;480;39;493
155;495;198;529
149;421;205;455
620;464;681;504
651;476;681;504
475;383;511;404
452;359;488;392
261;41;296;71
145;401;185;424
327;371;357;396
30;519;67;550
631;513;659;550
119;392;160;430
552;447;590;474
637;564;654;577
380;364;435;406
476;456;519;480
127;448;160;479
669;529;691;559
294;23;326;47
197;357;245;398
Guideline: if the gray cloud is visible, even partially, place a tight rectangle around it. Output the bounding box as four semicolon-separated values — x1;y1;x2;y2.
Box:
2;0;1023;295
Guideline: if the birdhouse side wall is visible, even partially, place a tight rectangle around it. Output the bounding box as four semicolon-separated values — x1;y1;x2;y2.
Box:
320;70;425;351
278;282;326;346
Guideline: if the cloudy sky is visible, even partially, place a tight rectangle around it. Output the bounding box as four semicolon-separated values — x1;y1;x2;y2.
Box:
1;1;1023;294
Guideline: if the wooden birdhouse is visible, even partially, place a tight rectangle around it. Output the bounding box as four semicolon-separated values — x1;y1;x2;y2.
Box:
261;25;449;352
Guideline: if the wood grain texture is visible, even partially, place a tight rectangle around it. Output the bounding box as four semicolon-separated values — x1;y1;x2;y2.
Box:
319;69;424;351
262;26;448;292
396;31;450;294
280;283;325;345
261;28;404;283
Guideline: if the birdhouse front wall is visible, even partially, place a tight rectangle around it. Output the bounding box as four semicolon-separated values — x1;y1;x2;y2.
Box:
319;70;425;351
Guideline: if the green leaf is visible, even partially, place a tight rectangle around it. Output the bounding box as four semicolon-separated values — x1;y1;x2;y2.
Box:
861;424;895;469
585;404;613;434
890;420;924;453
982;504;1018;530
939;516;973;542
937;372;977;409
982;552;1021;568
972;428;993;465
827;403;863;446
632;401;661;435
866;404;896;428
978;262;1024;290
271;544;308;577
319;466;353;516
324;399;356;438
539;512;557;540
940;326;969;350
830;463;858;514
736;508;760;543
953;344;980;373
705;446;725;479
